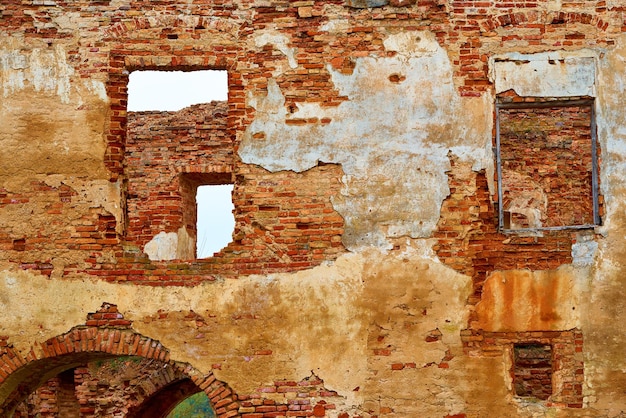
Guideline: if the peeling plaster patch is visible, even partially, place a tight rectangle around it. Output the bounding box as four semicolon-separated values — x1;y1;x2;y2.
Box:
320;19;351;34
360;250;472;411
253;31;298;70
240;32;492;250
489;51;596;97
572;233;598;267
546;0;562;11
144;228;194;261
83;79;109;102
595;36;626;234
144;231;179;261
395;238;441;262
0;253;368;401
382;31;440;56
63;179;122;232
0;42;75;103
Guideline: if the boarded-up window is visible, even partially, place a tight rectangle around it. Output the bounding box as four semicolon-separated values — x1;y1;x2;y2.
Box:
495;98;600;231
513;343;553;400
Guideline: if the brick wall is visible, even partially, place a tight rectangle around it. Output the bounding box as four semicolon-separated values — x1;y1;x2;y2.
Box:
0;0;617;284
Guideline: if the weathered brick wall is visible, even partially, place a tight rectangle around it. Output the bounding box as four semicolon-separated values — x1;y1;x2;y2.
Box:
0;0;616;281
0;104;346;282
2;0;626;416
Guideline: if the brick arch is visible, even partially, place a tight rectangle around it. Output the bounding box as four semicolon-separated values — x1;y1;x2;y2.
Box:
102;15;242;40
0;327;239;417
481;11;609;33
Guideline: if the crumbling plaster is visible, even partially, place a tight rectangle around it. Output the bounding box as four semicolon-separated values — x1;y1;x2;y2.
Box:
240;31;494;251
577;36;626;415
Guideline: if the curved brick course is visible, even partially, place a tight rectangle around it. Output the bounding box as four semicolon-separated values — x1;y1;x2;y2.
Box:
0;304;240;417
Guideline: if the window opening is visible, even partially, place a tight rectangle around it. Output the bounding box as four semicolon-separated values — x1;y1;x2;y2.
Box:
513;343;553;400
127;70;232;260
128;70;227;111
197;184;235;258
495;98;600;232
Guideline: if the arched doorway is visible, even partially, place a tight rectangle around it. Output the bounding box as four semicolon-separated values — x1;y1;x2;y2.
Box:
0;305;239;417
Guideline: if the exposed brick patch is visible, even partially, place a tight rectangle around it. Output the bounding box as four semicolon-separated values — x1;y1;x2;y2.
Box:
462;329;584;407
85;303;132;328
433;159;574;307
238;374;342;417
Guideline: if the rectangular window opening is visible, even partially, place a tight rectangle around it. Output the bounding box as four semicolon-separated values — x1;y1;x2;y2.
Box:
126;69;232;261
495;98;600;232
127;69;228;112
196;184;235;259
513;343;553;400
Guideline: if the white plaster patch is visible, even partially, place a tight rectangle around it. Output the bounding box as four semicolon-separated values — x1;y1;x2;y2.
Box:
253;31;298;70
144;227;194;261
0;42;75;103
320;19;351;34
572;233;599;267
382;31;440;56
240;31;492;250
83;79;109;102
490;51;596;97
144;231;179;261
64;179;123;233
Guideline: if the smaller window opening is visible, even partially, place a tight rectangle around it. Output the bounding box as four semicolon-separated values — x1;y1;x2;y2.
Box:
179;173;234;259
196;184;235;258
513;343;553;400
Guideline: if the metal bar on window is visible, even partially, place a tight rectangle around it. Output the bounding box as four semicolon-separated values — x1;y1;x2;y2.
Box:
497;99;594;109
590;101;601;226
501;224;598;234
495;104;503;231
